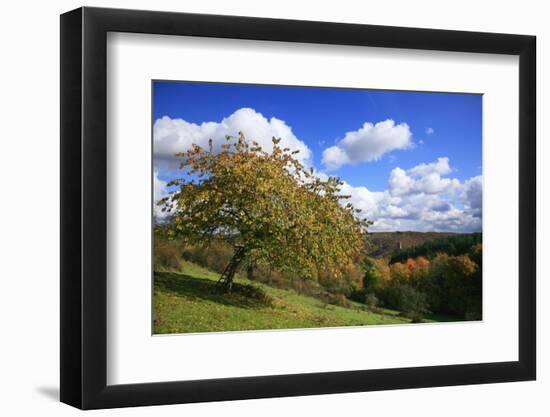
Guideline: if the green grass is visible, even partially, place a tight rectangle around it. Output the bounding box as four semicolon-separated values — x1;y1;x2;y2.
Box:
153;261;412;334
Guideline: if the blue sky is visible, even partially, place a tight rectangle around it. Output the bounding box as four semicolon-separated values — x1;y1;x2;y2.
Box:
153;81;482;232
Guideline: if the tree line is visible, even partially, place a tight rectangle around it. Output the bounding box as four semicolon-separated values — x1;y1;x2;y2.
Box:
389;233;482;264
352;240;482;321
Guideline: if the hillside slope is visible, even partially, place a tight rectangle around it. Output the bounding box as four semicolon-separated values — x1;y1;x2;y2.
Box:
153;261;411;334
367;231;457;258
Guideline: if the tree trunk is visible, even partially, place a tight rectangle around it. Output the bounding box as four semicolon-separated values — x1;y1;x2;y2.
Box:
216;246;246;293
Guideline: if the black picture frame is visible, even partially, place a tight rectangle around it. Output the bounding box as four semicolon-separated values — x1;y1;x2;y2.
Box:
60;6;536;410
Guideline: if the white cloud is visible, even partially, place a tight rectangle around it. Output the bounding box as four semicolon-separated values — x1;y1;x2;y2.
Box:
331;157;482;232
154;108;312;170
407;157;451;177
426;127;435;135
362;187;481;232
388;168;415;197
321;146;349;171
339;182;389;219
322;119;412;170
153;108;480;232
388;157;459;197
417;173;460;195
462;175;483;218
153;171;170;220
370;218;402;231
384;205;409;218
153;171;167;202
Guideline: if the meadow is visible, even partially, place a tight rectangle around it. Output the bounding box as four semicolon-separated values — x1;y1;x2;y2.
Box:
153;259;460;334
152;230;482;334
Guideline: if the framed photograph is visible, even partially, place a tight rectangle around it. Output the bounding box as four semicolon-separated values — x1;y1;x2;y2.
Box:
60;6;536;409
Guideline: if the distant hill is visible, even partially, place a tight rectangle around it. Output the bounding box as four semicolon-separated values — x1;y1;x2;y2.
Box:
388;232;482;264
366;231;457;258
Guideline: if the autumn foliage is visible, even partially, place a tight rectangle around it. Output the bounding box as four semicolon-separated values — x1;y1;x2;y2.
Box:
158;133;368;291
364;244;482;320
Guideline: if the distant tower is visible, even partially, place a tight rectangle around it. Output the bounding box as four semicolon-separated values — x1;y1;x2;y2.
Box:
398;241;403;250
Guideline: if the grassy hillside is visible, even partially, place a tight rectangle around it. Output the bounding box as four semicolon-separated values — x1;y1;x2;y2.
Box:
153;261;412;334
367;231;456;258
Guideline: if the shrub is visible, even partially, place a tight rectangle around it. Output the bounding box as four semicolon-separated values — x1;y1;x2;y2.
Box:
349;288;367;303
180;240;234;273
365;293;379;309
232;283;273;306
153;241;181;271
378;283;429;321
318;275;354;297
320;292;351;308
343;262;365;288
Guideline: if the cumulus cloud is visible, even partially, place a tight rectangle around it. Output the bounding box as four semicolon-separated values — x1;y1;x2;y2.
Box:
388;168;415;197
364;189;480;233
431;201;452;212
462;175;482;218
388;157;459;197
153;171;169;220
417;173;460;195
153;108;480;232
331;157;482;232
153;108;312;170
322;119;412;170
407;157;451;177
153;171;167;202
339;182;390;219
426;127;435;135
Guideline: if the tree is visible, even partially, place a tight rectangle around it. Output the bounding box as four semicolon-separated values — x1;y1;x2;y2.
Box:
389;262;411;283
421;253;479;317
158;133;368;292
378;282;429;322
363;259;380;292
389;233;482;264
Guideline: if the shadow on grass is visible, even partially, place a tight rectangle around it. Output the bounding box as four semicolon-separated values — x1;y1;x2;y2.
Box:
154;271;272;309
